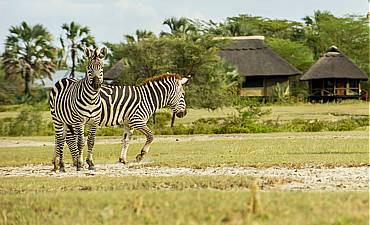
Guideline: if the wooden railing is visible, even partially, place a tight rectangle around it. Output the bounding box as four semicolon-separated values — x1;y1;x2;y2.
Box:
311;88;360;96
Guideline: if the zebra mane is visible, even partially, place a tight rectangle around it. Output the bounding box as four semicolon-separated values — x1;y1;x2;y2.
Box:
143;73;181;84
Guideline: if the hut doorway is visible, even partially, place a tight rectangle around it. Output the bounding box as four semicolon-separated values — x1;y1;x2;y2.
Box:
336;79;346;96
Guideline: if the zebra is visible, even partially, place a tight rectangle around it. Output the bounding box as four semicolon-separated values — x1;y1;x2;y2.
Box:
49;47;107;172
84;73;189;165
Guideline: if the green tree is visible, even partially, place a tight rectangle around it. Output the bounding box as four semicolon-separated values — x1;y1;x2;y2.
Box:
266;38;314;72
124;29;156;43
0;65;23;104
60;22;96;78
203;15;304;41
2;21;56;97
109;36;170;85
161;17;197;37
108;34;237;110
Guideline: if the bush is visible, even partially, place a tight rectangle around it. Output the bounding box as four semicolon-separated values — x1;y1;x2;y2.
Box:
282;119;325;132
0;110;53;136
95;127;123;136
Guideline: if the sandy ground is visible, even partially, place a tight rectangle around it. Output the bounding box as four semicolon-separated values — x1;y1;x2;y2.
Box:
1;132;368;192
0;163;368;192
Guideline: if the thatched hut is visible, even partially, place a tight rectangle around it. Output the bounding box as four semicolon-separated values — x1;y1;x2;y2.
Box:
219;36;301;97
300;46;368;100
104;59;125;83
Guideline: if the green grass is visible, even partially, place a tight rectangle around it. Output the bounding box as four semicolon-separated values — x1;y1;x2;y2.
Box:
157;102;369;124
0;176;368;225
0;176;278;194
0;132;367;168
260;102;369;122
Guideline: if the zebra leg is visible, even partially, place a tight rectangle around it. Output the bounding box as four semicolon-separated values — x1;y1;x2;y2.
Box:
52;121;65;172
135;125;154;162
86;120;99;170
119;127;134;164
76;125;84;171
65;127;79;169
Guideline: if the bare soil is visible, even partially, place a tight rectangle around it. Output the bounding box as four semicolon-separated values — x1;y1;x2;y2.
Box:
0;163;367;192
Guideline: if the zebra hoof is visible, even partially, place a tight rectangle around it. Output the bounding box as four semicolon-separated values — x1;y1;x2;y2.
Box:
86;159;94;167
135;154;143;162
59;167;66;173
76;166;83;171
88;166;95;171
119;158;127;164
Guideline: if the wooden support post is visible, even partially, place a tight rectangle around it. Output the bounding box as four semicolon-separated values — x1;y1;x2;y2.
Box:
359;82;361;95
321;80;324;96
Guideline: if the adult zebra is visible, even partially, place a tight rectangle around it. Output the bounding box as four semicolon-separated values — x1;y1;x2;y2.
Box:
49;47;107;172
85;74;189;164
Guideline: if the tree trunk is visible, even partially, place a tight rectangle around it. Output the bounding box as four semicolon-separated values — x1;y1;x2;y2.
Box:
70;45;76;78
24;69;31;96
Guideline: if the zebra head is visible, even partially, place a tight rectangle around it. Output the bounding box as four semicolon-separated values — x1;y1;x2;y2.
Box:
169;76;189;118
84;47;107;90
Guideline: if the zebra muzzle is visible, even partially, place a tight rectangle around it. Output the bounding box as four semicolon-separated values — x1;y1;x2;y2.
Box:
176;109;187;118
92;76;101;90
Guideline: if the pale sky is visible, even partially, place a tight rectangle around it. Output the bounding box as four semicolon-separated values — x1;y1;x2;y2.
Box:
0;0;367;52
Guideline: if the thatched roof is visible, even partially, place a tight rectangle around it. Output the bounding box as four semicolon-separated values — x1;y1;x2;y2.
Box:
219;36;301;77
300;46;368;81
104;59;125;80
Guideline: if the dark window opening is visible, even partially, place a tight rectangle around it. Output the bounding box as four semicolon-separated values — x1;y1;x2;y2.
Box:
311;80;322;89
348;79;358;89
323;79;334;89
241;76;264;88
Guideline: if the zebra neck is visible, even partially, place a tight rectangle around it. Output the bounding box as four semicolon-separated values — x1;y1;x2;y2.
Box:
140;81;172;115
79;78;100;104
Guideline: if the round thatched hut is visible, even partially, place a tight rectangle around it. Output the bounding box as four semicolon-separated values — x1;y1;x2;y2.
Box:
300;46;368;100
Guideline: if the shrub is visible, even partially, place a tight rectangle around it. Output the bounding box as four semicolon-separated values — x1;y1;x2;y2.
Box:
330;119;358;131
0;110;53;136
95;127;123;136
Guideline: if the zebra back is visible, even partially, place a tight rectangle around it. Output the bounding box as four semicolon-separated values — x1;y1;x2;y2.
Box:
99;74;187;127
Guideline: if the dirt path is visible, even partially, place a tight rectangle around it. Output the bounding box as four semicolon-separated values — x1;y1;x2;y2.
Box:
0;164;367;192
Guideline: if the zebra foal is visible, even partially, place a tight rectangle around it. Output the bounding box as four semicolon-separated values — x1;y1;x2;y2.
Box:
49;47;107;172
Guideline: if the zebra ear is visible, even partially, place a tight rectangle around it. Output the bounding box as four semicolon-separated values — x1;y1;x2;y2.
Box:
180;77;190;85
97;47;107;60
84;47;93;59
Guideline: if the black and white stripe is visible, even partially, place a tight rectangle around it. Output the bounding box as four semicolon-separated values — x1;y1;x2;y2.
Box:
88;74;188;164
49;47;107;172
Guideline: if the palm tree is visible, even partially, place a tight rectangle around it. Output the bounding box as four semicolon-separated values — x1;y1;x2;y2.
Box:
161;17;197;36
2;21;56;96
60;22;95;78
124;29;156;43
